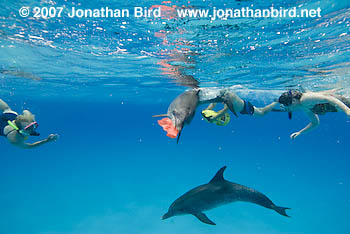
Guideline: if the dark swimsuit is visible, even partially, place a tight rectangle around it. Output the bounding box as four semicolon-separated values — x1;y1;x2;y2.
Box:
0;112;17;136
240;100;255;115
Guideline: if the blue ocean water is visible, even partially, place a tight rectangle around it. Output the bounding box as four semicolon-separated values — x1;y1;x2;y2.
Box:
1;0;350;234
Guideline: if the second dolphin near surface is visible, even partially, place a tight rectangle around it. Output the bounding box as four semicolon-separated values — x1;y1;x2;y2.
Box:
162;166;290;225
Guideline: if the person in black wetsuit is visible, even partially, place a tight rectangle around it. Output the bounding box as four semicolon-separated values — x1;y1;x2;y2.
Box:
0;98;58;149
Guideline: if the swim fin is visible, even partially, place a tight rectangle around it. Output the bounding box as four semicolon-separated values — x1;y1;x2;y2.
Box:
158;118;179;138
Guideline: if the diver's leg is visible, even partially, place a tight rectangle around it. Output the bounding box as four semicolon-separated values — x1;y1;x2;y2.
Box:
253;102;278;116
221;92;244;116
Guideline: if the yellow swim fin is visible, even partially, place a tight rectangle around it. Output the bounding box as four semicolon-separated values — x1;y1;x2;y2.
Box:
201;110;230;126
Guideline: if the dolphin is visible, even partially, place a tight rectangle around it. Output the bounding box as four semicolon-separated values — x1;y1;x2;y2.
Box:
154;89;199;143
0;68;41;81
162;166;290;225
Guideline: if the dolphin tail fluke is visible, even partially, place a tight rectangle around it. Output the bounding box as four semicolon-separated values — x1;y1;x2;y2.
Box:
273;206;291;217
193;212;216;225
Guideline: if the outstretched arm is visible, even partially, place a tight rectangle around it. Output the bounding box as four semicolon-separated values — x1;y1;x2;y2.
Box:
0;99;11;112
8;134;59;149
290;109;319;139
254;102;278;117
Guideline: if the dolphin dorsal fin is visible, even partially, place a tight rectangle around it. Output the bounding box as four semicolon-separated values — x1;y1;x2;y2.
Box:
209;166;227;183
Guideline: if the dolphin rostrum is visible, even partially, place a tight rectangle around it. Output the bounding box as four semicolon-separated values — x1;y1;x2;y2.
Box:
162;166;290;225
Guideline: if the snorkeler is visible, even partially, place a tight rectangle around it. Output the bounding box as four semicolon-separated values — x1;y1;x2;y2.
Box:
154;87;278;142
0;98;58;149
200;88;278;125
278;89;350;139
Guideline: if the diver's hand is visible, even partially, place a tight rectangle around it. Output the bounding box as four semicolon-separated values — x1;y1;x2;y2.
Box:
290;132;301;139
207;116;216;121
47;134;59;142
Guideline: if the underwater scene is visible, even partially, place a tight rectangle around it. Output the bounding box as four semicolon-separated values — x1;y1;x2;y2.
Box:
1;0;350;233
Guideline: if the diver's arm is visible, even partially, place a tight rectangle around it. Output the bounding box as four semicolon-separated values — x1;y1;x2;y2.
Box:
253;102;278;117
205;103;217;110
8;134;58;149
0;99;11;112
302;93;350;115
211;104;229;120
18;139;50;149
290;109;320;139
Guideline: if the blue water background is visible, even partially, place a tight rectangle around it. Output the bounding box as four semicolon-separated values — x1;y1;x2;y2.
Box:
1;0;350;233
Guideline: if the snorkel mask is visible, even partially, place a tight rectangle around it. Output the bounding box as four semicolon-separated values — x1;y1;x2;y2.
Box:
20;121;40;136
279;90;302;120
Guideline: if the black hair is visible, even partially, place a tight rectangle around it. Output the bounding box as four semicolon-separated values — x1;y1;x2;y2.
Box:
278;90;302;106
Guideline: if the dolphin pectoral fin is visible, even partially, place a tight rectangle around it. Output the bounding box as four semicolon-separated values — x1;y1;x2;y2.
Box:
193;212;216;225
176;123;184;144
176;129;182;144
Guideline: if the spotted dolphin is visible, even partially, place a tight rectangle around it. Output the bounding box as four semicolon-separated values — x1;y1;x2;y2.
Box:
162;166;290;225
154;89;199;143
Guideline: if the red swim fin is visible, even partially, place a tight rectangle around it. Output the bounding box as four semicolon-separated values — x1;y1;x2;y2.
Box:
158;118;179;138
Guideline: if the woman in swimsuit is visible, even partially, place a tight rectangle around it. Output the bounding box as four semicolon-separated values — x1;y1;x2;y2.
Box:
0;98;58;149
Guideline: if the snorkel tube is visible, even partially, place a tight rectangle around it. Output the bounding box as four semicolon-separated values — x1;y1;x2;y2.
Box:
7;120;40;136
